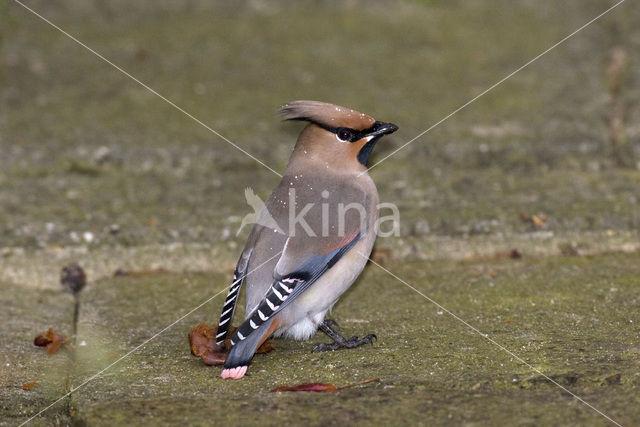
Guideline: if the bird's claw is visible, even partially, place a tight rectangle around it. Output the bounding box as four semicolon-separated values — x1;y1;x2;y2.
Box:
311;342;335;352
311;333;377;352
362;333;377;344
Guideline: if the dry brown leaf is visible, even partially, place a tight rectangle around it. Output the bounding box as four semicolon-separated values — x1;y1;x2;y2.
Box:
520;212;547;228
272;383;338;392
33;328;68;355
531;215;545;228
189;323;222;357
201;351;228;366
22;381;38;391
188;323;274;366
271;378;380;393
33;328;54;347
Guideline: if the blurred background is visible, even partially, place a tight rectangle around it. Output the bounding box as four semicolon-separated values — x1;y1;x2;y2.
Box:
2;0;638;255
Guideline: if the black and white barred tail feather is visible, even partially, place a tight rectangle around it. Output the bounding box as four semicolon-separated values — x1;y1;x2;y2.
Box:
216;269;244;345
229;277;302;347
224;277;303;370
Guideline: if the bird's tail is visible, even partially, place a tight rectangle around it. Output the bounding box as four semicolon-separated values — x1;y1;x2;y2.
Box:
215;270;244;346
224;317;276;371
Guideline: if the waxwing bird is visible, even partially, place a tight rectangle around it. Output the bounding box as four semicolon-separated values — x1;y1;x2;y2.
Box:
215;100;398;379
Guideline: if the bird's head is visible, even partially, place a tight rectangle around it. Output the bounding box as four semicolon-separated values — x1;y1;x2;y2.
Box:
279;100;398;171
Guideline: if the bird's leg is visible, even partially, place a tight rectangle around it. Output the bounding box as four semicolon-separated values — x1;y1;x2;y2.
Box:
322;319;340;329
312;320;376;352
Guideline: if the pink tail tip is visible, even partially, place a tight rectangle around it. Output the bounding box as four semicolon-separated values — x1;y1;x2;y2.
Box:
221;366;248;379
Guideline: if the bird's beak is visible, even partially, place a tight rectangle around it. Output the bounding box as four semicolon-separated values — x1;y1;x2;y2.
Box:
366;121;399;139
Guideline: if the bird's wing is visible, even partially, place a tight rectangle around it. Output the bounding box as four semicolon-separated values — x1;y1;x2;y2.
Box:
223;225;363;370
228;231;361;347
269;176;371;275
227;179;370;349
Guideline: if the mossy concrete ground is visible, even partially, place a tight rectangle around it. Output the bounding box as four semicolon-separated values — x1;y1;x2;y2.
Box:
2;0;640;425
4;255;640;425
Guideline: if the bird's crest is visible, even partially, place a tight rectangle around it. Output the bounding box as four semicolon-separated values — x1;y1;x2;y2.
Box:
279;100;375;130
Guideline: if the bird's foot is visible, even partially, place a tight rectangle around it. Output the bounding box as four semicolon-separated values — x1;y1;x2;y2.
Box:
312;334;376;352
312;320;376;352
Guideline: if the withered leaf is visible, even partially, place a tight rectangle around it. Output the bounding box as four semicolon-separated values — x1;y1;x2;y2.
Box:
188;323;274;366
33;333;52;347
33;328;68;355
189;323;223;357
272;383;338;392
22;381;38;391
202;351;228;366
520;212;547;228
271;378;380;393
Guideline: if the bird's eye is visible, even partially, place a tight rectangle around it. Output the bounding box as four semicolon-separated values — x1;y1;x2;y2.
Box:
336;128;353;142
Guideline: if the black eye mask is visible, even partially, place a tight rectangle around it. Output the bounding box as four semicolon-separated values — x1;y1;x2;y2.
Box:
317;123;378;143
316;121;398;166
